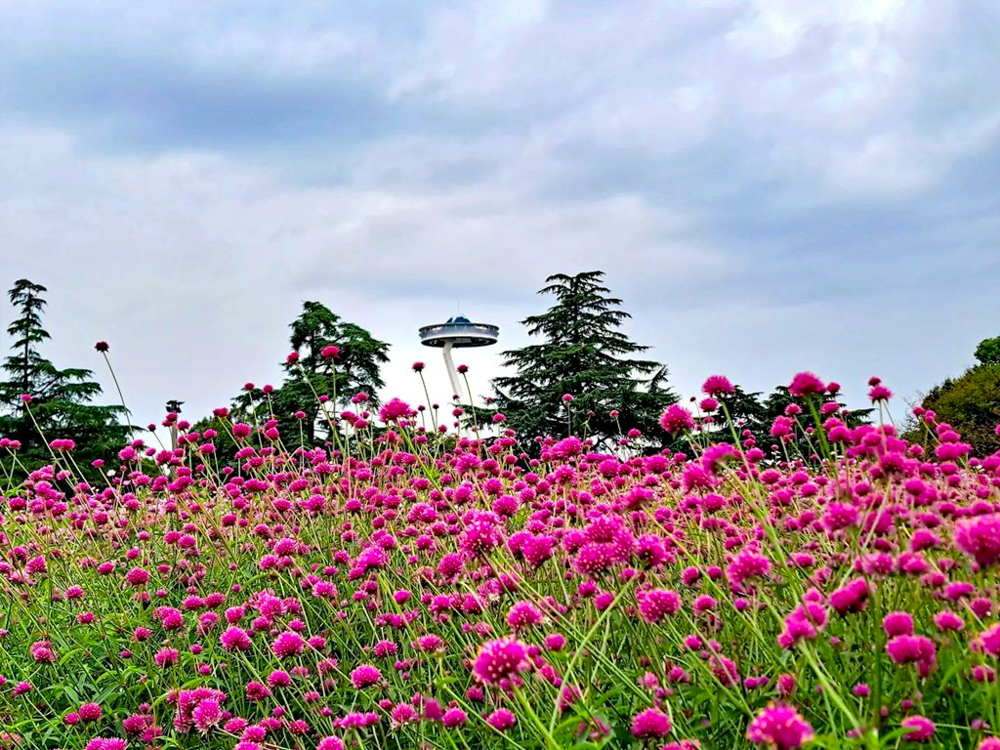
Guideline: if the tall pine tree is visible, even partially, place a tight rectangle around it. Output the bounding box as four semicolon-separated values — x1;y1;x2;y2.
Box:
275;301;390;445
0;279;129;482
492;271;675;449
193;301;390;450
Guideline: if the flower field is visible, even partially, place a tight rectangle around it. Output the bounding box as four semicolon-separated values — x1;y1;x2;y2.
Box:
2;371;1000;750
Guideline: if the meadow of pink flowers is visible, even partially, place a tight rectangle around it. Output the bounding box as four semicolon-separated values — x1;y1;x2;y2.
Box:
2;365;1000;750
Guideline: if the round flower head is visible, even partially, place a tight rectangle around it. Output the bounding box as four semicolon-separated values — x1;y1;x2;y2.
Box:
442;708;468;728
272;631;304;659
659;405;695;435
638;589;681;623
631;707;672;738
746;704;814;749
473;638;529;684
379;398;412;423
954;514;1000;569
702;375;735;397
78;702;102;722
486;708;516;731
350;664;382;689
788;372;825;398
901;715;935;742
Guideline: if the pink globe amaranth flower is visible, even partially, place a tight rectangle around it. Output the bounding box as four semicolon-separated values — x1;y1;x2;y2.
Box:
473;638;529;684
350;664;382;689
506;601;544;631
631;707;672;738
702;374;735;397
486;708;516;731
746;704;814;749
442;708;468;728
85;740;127;750
788;371;825;398
125;567;150;587
94;340;109;352
883;611;914;637
379;398;412;423
30;640;57;663
977;623;1000;656
726;551;772;589
659;404;695;435
318;737;345;750
979;738;1000;750
78;702;102;722
391;703;419;727
638;589;681;623
321;345;339;359
868;384;892;402
13;681;32;697
886;635;936;673
192;698;221;733
220;626;252;652
933;610;964;632
901;715;935;742
954;513;1000;568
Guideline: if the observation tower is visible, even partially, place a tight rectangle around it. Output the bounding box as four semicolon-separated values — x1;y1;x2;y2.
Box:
418;316;499;397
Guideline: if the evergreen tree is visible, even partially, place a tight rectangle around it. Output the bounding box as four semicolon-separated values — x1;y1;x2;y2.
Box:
194;301;390;450
0;279;129;482
712;384;872;459
492;271;675;449
974;335;1000;366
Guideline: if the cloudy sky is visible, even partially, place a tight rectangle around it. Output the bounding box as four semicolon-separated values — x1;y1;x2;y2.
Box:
2;0;999;429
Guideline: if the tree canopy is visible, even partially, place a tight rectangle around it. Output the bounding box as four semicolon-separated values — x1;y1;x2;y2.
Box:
0;279;129;484
192;301;389;451
491;271;676;450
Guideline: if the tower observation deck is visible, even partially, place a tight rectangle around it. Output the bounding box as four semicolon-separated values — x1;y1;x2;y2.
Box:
418;316;499;397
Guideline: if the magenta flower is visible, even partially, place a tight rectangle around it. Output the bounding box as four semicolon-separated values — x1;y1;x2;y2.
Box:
659;404;695;435
746;704;814;749
638;589;681;623
631;707;672;738
954;514;1000;569
271;632;305;659
901;715;935;742
472;638;529;684
350;664;382;689
78;702;102;722
702;374;735;396
379;398;412;423
220;626;252;652
486;708;516;731
442;708;468;728
788;372;825;398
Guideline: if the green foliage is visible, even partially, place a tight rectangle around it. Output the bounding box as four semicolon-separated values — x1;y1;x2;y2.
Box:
491;271;676;450
974;335;1000;366
0;279;129;484
714;385;872;457
193;301;390;450
917;364;1000;456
